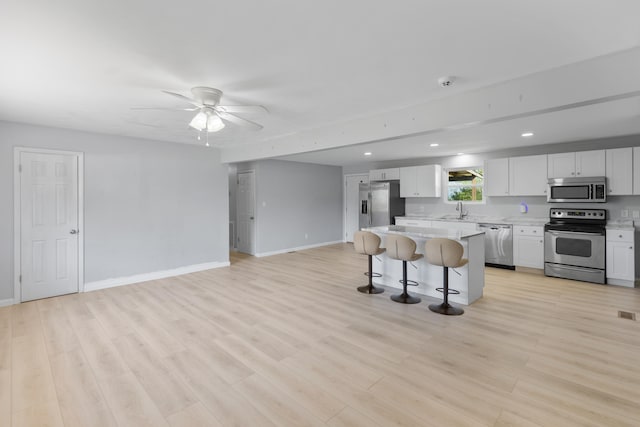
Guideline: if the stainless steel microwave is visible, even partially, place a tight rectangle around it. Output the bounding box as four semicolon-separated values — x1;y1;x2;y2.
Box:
547;177;606;203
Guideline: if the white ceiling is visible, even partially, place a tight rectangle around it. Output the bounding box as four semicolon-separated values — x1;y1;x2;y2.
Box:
1;0;640;165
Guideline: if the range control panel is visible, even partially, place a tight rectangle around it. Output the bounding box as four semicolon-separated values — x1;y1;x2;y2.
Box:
549;208;607;220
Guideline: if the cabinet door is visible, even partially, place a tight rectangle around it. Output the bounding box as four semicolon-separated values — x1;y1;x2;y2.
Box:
369;170;382;181
383;168;400;180
514;235;544;269
416;165;441;197
485;158;509;196
606;147;633;195
509;155;548;196
634;147;640;195
547;152;576;178
606;240;634;280
576;150;605;177
399;167;417;197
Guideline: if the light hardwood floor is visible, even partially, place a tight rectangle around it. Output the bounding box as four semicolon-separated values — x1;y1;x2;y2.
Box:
2;243;640;426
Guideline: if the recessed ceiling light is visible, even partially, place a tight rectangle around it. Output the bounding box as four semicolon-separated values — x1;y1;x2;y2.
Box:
364;152;372;156
429;143;439;147
457;152;464;155
521;132;534;137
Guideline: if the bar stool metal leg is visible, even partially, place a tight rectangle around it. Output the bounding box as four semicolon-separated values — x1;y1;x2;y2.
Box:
429;266;464;315
390;261;421;304
357;255;384;294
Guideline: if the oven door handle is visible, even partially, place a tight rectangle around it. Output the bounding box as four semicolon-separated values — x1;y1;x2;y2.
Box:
546;230;605;237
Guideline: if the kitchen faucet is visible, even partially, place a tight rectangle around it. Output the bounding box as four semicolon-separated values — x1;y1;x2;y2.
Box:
456;201;468;219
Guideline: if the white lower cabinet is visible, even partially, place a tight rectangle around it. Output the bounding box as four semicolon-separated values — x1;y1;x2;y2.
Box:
513;225;544;269
606;229;636;287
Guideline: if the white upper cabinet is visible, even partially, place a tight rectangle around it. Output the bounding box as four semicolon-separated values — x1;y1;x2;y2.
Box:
547;150;605;178
606;147;633;195
547;152;575;178
400;165;441;197
485;158;509;196
369;168;400;181
509;155;548;196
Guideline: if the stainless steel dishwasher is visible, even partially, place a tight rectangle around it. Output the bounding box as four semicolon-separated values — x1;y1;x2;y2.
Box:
477;223;514;269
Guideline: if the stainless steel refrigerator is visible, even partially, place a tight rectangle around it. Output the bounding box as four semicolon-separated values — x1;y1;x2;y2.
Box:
358;182;405;229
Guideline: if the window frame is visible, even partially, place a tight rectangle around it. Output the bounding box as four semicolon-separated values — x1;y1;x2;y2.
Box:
444;166;486;204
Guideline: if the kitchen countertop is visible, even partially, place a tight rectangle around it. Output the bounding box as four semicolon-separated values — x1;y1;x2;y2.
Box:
399;215;637;229
364;225;484;239
606;220;635;230
397;215;548;226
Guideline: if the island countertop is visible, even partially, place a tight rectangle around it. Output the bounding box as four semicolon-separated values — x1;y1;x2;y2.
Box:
364;225;484;240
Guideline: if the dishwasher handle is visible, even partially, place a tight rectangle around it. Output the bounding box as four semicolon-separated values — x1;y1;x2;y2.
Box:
478;223;512;229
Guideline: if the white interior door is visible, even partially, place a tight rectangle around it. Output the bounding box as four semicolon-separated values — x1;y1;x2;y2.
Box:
19;151;80;302
344;174;369;242
236;171;256;254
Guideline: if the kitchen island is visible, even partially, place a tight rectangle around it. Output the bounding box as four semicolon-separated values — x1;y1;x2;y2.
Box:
363;225;485;305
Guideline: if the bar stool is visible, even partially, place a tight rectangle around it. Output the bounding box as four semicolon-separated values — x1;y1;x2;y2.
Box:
386;235;423;304
353;231;386;294
425;238;467;316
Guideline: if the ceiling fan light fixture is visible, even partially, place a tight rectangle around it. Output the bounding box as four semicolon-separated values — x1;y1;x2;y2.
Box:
189;111;208;131
189;109;226;132
206;114;225;132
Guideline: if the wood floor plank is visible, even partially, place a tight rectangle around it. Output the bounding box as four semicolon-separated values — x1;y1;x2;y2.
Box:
233;373;326;427
166;402;224;427
49;348;118;427
99;373;170;427
112;332;198;417
72;318;130;380
11;331;58;413
12;399;65;427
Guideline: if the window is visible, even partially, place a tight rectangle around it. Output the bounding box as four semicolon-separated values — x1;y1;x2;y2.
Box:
447;167;484;202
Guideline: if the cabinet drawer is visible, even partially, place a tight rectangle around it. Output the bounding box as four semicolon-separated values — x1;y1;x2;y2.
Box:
514;225;543;237
606;229;634;243
396;218;431;228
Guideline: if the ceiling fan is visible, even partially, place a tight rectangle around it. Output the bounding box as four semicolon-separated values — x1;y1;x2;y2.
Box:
133;86;267;133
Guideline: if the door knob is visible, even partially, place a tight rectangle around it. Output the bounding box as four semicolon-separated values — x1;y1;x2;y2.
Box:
70;229;79;234
250;216;254;220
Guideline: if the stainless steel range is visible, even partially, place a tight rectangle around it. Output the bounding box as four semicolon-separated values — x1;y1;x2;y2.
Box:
544;208;607;284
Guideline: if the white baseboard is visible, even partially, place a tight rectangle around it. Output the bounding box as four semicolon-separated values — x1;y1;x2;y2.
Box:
606;277;637;288
84;261;230;292
255;240;343;258
0;298;16;307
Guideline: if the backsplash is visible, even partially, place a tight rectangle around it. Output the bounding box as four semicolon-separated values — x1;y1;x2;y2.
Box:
404;195;640;222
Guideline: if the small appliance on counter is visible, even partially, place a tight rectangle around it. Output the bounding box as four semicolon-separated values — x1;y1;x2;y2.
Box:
358;182;404;229
547;176;606;203
544;208;607;284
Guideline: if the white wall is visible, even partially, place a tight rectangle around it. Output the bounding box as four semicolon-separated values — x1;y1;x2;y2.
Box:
0;121;229;301
343;134;640;221
235;159;343;255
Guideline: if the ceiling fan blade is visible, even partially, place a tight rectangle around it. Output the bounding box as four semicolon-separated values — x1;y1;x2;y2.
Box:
131;106;200;111
216;105;268;114
161;90;202;107
217;111;264;130
124;119;164;128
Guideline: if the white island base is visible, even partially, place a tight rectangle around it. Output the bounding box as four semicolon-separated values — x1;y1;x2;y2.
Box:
364;226;485;305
